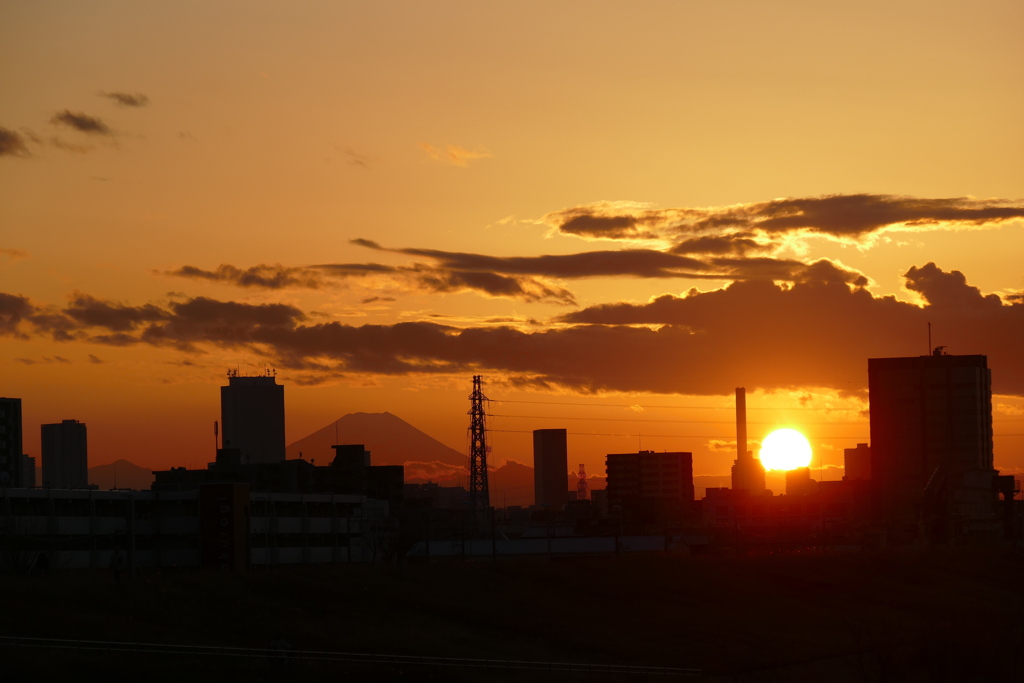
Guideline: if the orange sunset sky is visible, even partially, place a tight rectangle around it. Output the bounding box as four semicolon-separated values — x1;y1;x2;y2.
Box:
3;1;1024;488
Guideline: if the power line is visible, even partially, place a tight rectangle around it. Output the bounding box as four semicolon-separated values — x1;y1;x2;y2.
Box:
488;429;872;440
492;399;833;411
489;413;868;425
488;429;1024;439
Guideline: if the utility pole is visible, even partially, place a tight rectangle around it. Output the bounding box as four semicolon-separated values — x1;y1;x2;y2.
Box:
468;375;491;527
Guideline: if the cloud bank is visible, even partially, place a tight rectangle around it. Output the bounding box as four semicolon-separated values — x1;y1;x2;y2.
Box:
6;262;1024;396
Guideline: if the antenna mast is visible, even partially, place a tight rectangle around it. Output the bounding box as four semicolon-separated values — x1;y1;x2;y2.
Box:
468;375;491;519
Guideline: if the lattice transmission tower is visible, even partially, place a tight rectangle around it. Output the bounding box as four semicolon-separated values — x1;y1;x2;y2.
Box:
467;375;491;517
577;464;589;501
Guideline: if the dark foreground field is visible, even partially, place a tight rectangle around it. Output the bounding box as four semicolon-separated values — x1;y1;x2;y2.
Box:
3;550;1023;682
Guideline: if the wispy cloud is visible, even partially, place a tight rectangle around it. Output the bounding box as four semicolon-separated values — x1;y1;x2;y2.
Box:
419;143;493;167
543;194;1024;247
99;91;150;107
166;264;326;290
50;110;113;136
343;147;371;169
0;247;29;261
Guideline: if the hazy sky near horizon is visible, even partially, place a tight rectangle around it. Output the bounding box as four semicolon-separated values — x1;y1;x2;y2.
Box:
3;1;1024;485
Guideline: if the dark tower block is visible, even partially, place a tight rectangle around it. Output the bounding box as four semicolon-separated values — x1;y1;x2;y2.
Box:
533;428;568;510
869;352;996;541
220;370;286;464
41;419;88;489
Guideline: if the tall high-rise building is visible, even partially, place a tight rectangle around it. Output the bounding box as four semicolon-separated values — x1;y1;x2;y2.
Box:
533;428;568;509
220;370;286;464
0;397;24;488
42;419;88;489
868;351;996;536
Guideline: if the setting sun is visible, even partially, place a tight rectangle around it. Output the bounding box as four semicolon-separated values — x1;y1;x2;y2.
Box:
759;429;812;471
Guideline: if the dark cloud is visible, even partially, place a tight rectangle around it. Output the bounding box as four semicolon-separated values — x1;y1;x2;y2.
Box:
0;293;34;337
0;127;30;157
361;296;396;304
167;264;326;290
100;91;150;107
64;293;169;331
669;234;767;256
88;354;104;364
50;110;112;136
5;262;1024;395
558;212;651;239
544;194;1024;244
904;263;1002;310
349;240;833;284
138;297;305;350
411;269;577;305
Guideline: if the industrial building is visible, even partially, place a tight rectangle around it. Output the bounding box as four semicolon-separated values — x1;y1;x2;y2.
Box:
220;369;285;464
533;428;568;510
0;398;25;488
868;351;1002;541
41;419;88;489
730;388;766;493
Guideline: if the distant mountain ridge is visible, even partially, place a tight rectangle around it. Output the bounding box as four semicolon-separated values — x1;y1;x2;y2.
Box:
89;459;154;491
286;411;466;467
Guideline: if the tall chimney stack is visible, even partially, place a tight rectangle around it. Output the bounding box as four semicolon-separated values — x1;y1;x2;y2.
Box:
736;387;747;461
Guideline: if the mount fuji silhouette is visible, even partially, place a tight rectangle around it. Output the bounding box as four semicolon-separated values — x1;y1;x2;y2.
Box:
286;411;467;476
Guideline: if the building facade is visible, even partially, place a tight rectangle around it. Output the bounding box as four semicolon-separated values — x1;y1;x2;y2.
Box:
0;398;24;488
533;429;568;510
605;450;694;525
868;352;998;541
0;486;392;571
41;419;88;489
220;370;286;464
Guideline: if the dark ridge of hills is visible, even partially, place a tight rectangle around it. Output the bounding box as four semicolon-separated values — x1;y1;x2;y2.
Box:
88;459;154;491
286;412;466;467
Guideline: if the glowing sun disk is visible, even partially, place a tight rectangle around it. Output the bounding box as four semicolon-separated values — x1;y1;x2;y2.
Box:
759;428;812;471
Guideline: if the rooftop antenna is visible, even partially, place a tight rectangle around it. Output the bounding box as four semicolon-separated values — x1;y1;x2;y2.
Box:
927;321;931;356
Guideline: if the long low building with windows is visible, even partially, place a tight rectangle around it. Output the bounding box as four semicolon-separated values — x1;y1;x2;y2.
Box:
0;484;392;572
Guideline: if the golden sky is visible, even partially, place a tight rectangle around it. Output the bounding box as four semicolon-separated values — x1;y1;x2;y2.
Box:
3;1;1024;483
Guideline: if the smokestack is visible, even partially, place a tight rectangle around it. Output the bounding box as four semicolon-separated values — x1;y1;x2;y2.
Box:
736;387;747;461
